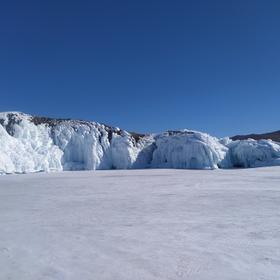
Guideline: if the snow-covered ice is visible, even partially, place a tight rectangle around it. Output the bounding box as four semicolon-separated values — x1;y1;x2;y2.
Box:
152;130;228;169
1;112;280;174
225;139;280;168
1;167;280;280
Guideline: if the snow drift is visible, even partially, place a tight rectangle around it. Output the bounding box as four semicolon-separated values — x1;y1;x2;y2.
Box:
0;112;280;174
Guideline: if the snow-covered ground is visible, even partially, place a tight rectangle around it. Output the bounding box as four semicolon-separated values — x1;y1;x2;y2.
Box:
0;168;280;280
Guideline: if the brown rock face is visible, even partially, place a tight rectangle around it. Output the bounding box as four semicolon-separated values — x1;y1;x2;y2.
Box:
231;130;280;143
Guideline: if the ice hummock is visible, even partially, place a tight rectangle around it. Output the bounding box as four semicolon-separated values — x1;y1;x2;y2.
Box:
0;112;153;174
1;112;280;174
0;113;63;174
151;130;228;169
225;138;280;168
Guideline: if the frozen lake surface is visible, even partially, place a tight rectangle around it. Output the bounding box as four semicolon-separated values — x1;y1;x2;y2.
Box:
1;168;280;280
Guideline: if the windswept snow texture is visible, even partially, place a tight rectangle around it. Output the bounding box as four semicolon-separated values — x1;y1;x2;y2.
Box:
1;168;280;280
1;112;280;173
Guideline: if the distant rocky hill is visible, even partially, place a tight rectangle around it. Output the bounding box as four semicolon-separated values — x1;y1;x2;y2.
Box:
232;130;280;143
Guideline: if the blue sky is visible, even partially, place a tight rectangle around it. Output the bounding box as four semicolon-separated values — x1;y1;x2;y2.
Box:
0;0;280;137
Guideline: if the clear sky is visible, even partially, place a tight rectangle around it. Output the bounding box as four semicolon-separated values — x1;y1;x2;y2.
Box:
1;0;280;137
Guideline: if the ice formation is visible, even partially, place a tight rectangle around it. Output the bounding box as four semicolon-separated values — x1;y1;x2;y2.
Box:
0;112;153;174
151;130;228;169
225;139;280;168
0;113;63;174
0;112;280;174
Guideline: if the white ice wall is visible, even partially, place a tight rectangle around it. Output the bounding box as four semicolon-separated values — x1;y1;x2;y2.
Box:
225;139;280;168
152;131;228;169
0;114;63;174
1;112;280;174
